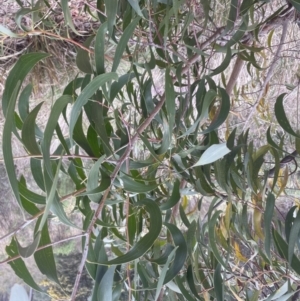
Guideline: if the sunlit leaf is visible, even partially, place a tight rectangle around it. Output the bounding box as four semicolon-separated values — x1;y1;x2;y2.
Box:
193;143;231;166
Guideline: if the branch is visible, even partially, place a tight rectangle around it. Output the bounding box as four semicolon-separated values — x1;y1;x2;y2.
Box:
242;19;289;130
0;233;84;265
0;186;86;242
70;32;211;298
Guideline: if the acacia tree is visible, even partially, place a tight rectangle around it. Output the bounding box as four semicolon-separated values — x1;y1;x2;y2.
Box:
1;0;300;300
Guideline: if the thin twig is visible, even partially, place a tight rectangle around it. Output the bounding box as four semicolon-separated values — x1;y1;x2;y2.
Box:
242;20;289;131
0;187;86;242
0;233;84;265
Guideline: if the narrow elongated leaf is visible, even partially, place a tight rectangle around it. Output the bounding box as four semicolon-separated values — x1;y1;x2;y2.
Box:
2;53;49;116
39;159;62;232
3;82;22;206
6;238;43;292
179;90;217;138
95;22;107;75
163;223;188;284
128;0;144;17
111;17;140;72
275;93;300;138
95;198;162;265
42;95;72;177
105;0;118;37
34;217;60;284
60;0;82;35
22;102;43;155
200;88;230;134
16;231;41;258
97;266;116;301
194;143;231;166
288;210;300;266
155;247;178;301
0;24;23;37
209;210;227;267
76;36;94;74
165;68;176;133
69;73;118;142
121;175;158;193
264;193;275;259
226;0;238;31
214;263;224;301
18;84;32;122
160;179;180;210
110;73;136;102
87;156;106;202
18;181;46;204
210;46;232;76
273;229;300;275
266;281;288;301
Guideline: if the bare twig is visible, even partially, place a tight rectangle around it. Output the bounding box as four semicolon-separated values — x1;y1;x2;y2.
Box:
0;187;86;242
0;233;84;265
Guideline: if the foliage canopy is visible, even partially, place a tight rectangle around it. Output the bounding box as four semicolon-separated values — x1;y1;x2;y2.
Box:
2;0;300;300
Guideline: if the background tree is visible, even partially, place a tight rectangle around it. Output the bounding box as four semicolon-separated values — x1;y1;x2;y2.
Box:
1;0;300;300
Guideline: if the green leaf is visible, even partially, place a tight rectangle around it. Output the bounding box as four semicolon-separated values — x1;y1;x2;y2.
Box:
210;46;232;76
128;0;144;17
214;263;224;301
60;0;82;35
209;210;227;267
86;156;106;202
16;231;41;258
265;281;288;301
155;247;178;301
110;73;136;102
179;89;217;138
18;84;32;122
273;229;300;275
34;217;60;284
69;73;118;142
288;209;300;266
226;0;238;31
76;35;94;74
97;266;116;301
42;95;72;177
275;93;300;138
3;82;22;206
121;174;158;193
6;238;43;292
18;181;46;204
39;159;62;232
3;53;49;116
96;198;162;265
111;17;140;72
0;24;23;37
160;179;181;210
290;0;300;12
105;0;118;37
194;143;231;166
22;102;43;155
163;223;188;283
200;87;230;134
165;68;176;134
95;22;107;75
264;193;275;259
